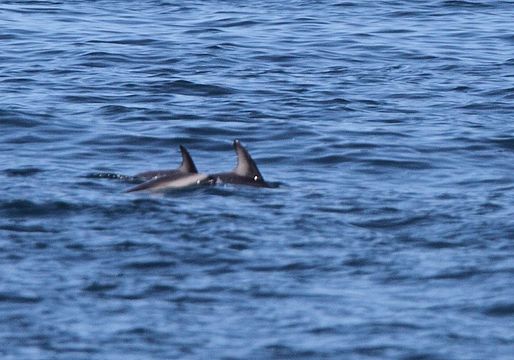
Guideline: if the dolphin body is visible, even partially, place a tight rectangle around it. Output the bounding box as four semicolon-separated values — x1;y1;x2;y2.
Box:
208;140;272;188
126;145;208;192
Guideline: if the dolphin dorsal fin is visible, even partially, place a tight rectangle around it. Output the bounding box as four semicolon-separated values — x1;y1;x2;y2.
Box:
178;145;198;173
232;140;264;180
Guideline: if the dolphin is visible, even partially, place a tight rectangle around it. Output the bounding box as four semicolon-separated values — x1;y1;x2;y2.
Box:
208;140;272;188
126;145;207;192
134;145;198;181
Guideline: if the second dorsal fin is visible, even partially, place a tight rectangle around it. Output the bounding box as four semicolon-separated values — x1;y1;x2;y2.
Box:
178;145;198;173
232;140;264;181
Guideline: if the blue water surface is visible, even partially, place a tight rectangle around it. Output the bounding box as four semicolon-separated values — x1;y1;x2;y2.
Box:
1;1;514;359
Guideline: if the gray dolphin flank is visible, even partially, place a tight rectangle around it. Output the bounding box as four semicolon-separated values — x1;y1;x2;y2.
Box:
208;140;271;188
126;172;209;193
126;145;207;192
134;145;198;181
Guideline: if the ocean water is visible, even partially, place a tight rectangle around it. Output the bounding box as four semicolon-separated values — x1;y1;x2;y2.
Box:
1;1;514;359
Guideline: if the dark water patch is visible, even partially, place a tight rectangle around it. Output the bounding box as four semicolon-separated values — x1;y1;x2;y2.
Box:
62;95;110;103
353;345;404;358
317;97;351;105
227;242;249;251
483;302;514;317
112;240;161;252
489;136;514;151
150;80;235;96
352;214;428;230
342;256;382;268
97;105;143;115
79;51;132;63
388;10;425;18
460;101;513;111
0;199;79;218
246;261;324;273
332;2;358;7
428;268;481;280
0;110;41;128
4;134;55;144
77;61;110;68
335;142;379;150
0;34;18;40
223;20;260;28
41;345;98;355
184;27;225;35
421;240;465;249
0;223;54;233
145;284;178;295
362;158;433;170
83;282;118;293
456;176;512;187
260;344;319;359
116;326;166;339
172;294;218;304
1;77;37;84
254;54;301;63
182;125;243;138
248;288;292;299
441;0;494;9
89;38;159;46
123;260;177;270
0;292;42;304
3;167;43;177
483;87;514;97
306;154;352;165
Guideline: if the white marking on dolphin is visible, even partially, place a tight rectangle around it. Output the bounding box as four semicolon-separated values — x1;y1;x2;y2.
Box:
126;173;209;193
